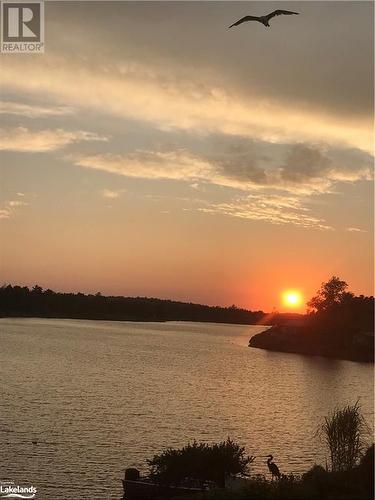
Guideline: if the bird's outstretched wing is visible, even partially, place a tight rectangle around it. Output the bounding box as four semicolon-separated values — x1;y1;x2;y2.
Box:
265;9;299;20
228;15;260;28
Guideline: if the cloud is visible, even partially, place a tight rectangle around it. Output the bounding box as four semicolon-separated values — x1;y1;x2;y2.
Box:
101;188;125;199
74;150;213;182
0;100;74;118
211;142;268;185
0;127;107;152
195;194;333;231
41;2;374;122
0;209;10;219
345;227;367;233
280;144;373;185
1;55;373;153
71;142;373;196
280;145;332;183
0;198;27;219
8;200;25;208
69;141;373;230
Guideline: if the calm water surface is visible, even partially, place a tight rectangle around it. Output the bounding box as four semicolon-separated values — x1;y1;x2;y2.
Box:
0;318;373;499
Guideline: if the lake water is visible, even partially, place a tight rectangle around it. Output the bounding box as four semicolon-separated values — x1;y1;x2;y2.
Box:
0;318;373;499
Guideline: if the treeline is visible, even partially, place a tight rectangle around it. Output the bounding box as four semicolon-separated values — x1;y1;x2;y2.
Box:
0;284;265;324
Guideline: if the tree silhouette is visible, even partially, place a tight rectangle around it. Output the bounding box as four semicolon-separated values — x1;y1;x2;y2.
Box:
307;276;349;313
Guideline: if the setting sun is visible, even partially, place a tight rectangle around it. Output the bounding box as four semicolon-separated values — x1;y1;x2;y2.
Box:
282;290;303;309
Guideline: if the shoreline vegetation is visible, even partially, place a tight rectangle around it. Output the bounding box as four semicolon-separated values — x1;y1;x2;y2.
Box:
122;404;374;500
1;276;373;363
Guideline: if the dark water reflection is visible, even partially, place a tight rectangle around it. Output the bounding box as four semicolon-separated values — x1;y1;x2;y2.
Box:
0;318;373;499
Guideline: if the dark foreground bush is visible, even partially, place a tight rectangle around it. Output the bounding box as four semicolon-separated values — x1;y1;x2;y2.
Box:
147;438;254;488
357;444;374;498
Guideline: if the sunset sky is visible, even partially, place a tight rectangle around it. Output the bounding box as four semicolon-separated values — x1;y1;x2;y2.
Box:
0;1;373;312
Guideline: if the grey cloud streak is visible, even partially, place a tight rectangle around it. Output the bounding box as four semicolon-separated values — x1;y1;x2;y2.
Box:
45;1;374;122
280;145;373;185
71;142;373;194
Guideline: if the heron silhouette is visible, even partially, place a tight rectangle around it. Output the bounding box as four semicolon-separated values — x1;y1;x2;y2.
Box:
266;455;281;480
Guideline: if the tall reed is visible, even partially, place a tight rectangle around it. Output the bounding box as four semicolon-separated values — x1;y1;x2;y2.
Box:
319;401;368;472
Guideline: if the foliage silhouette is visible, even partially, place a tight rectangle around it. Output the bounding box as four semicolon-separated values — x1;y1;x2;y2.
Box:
147;438;255;488
318;401;369;472
307;276;349;313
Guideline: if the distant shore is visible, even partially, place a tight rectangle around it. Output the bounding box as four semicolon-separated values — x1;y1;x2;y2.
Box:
0;312;263;326
0;284;300;326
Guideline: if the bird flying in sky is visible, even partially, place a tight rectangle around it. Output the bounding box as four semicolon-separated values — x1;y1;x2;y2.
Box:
229;10;299;29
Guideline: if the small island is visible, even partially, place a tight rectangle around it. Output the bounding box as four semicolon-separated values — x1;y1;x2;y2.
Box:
249;277;374;363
